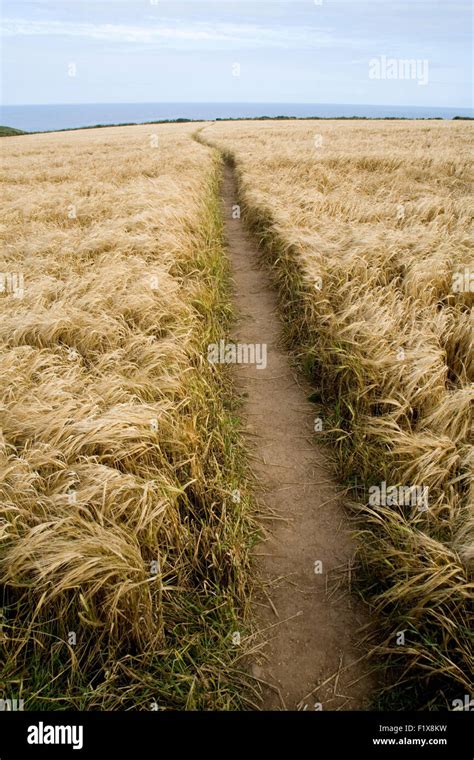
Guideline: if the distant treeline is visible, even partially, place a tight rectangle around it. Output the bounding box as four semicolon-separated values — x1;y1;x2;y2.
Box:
1;114;472;136
0;126;28;136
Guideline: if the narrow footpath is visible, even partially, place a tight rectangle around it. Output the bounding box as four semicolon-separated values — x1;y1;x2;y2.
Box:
219;162;374;710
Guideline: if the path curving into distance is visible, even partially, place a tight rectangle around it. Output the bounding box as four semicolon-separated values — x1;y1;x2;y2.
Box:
199;128;375;710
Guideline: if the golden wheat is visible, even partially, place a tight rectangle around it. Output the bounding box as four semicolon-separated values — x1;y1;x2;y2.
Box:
0;124;255;710
203;119;473;707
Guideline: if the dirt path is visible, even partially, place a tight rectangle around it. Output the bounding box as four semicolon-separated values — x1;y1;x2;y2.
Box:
217;162;375;711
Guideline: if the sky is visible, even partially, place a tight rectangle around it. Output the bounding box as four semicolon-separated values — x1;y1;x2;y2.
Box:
1;0;472;107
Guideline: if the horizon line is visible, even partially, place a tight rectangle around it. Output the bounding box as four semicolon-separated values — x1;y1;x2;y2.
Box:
2;100;473;110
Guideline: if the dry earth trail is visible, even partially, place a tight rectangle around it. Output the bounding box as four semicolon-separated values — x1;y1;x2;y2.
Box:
213;151;375;710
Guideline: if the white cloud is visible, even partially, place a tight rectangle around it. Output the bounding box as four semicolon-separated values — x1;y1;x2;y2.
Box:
1;17;342;49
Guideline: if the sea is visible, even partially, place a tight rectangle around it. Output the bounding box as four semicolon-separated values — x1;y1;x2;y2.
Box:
1;102;472;133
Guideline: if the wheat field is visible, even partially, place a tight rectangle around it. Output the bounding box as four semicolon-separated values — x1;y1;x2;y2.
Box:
1;118;472;711
203;119;473;707
0;124;256;710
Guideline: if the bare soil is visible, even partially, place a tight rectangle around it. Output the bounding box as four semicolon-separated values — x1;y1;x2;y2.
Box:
220;164;375;711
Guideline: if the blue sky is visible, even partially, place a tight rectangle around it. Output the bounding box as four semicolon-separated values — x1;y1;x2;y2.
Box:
1;0;472;106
